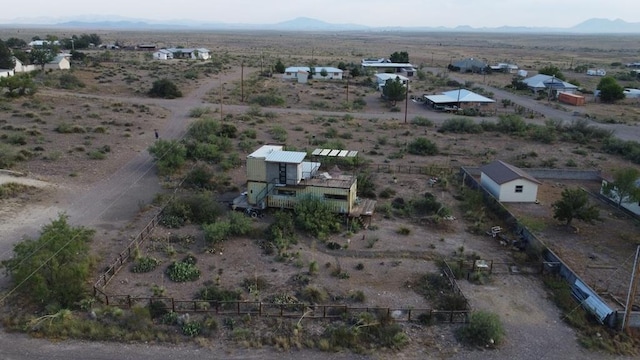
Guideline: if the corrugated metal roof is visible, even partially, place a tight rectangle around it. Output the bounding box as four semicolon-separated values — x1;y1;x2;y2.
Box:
441;89;495;103
248;145;283;158
375;73;409;82
480;160;541;185
265;151;306;164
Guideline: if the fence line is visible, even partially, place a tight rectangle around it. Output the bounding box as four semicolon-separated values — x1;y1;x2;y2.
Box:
93;210;162;291
94;295;469;323
365;163;454;176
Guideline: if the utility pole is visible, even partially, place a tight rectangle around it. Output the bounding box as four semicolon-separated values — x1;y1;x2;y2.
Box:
623;245;640;333
220;79;223;121
404;80;409;124
241;61;244;103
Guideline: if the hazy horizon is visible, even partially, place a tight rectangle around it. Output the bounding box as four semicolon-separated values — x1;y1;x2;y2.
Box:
1;0;638;28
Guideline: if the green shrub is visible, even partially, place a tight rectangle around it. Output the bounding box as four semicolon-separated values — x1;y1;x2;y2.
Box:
166;260;200;282
248;93;285;107
439;117;482;133
148;79;182;99
407;137;438;155
182;321;202;337
196;284;241;302
132;256;159;273
456;311;505;348
411;116;433;127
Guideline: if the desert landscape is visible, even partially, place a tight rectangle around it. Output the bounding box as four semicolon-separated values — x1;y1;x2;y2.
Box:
1;29;640;359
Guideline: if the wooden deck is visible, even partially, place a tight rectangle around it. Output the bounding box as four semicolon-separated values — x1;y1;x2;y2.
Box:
350;199;376;217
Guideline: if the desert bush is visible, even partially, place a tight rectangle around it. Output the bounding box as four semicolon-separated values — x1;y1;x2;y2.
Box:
132;256;159;273
148;78;182;99
189;107;211;118
456;311;505;348
411;116;433;127
407;137;438;155
148;139;187;174
294;196;341;240
496;114;527;134
439;117;482;133
58;74;85;89
196;284;241;303
248;93;284;107
269;126;288;142
299;286;328;304
183;165;214;189
262;210;297;255
166;260;200;282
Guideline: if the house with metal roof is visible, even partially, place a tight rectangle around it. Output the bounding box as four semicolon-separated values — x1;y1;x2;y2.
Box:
237;145;375;221
375;73;408;91
165;48;210;60
480;160;541;202
283;66;343;80
153;49;174;60
423;89;495;112
522;74;578;95
451;58;488;73
360;62;416;77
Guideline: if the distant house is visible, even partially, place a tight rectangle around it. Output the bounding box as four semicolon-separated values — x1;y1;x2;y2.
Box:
586;69;606;76
283;66;343;80
522;74;578;95
375;73;408;91
360;62;416;77
490;63;519;73
452;58;488;73
423;89;496;111
165;48;210;60
137;44;157;51
361;58;388;64
44;55;70;71
28;40;60;47
480;160;541;203
153;49;174;60
13;57;39;73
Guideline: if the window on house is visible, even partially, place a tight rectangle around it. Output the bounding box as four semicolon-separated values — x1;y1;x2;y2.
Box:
324;194;348;201
515;185;523;193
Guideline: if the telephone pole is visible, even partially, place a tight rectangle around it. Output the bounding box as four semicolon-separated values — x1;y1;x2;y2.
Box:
622;245;640;333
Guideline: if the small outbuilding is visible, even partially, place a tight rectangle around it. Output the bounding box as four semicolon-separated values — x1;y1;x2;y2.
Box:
480;160;541;203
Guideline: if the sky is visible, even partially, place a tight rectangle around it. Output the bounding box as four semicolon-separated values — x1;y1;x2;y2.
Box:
2;0;639;28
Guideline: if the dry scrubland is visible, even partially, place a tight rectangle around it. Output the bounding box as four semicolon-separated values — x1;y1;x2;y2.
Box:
1;29;640;357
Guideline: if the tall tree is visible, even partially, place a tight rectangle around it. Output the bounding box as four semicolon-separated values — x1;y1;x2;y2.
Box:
274;59;285;74
0;39;15;69
1;215;95;308
603;167;640;207
29;48;54;71
597;76;625;103
390;51;409;63
538;65;565;81
382;77;406;106
552;188;599;227
5;37;27;49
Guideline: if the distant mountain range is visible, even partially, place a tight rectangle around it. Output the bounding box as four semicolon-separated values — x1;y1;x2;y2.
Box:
1;16;640;34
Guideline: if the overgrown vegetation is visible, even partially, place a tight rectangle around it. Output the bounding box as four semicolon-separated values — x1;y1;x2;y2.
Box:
456;311;505;348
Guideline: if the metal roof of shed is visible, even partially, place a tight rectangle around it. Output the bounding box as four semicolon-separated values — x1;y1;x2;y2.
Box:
265;151;306;164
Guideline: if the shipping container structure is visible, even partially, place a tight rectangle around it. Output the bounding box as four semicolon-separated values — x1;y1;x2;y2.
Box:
235;145;376;221
558;92;585;106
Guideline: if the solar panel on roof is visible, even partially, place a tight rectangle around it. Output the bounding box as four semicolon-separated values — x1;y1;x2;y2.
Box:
329;150;340;156
320;149;331;156
338;150;348;157
312;149;322;155
347;151;358;157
